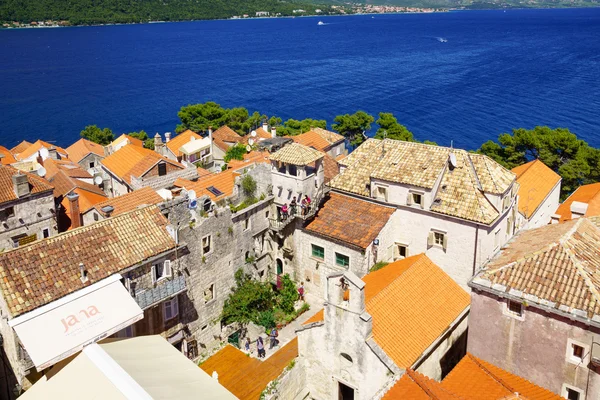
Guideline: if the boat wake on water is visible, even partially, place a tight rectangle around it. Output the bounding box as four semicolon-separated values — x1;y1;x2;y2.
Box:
436;37;448;43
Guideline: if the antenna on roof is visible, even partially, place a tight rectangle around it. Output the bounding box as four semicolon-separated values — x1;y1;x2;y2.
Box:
450;140;454;150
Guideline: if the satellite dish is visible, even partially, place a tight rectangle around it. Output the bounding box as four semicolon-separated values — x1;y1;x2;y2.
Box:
251;131;257;137
188;199;198;209
188;190;197;201
94;175;103;185
248;138;255;146
246;145;252;152
37;166;46;177
39;147;50;160
449;153;457;168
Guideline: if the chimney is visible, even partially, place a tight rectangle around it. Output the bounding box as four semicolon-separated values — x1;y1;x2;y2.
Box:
66;193;81;229
165;132;171;143
154;133;165;156
208;126;213;144
79;262;88;283
262;121;269;133
48;146;58;160
271;127;277;138
101;205;114;218
570;201;588;219
550;214;560;224
154;132;163;146
12;173;30;198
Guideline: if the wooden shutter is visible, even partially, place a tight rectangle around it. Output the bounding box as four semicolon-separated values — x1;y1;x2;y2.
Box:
151;265;157;284
164;260;172;278
427;232;434;247
442;234;448;251
407;192;413;206
387;245;394;261
393;244;400;260
419;195;425;209
173;295;179;317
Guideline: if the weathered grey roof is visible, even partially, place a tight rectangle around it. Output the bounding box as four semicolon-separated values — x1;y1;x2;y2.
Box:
135;275;186;310
269;143;324;166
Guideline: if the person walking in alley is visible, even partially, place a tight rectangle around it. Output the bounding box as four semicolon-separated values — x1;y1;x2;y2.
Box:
290;197;297;216
269;327;278;349
245;337;251;353
298;282;305;302
257;336;265;358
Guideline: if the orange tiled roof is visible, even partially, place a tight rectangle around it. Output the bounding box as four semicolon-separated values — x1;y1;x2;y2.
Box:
511;160;561;219
384;354;560;399
0;206;175;316
200;338;298;400
555;182;600;222
322;153;339;184
43;158;92;180
111;134;144;149
304;192;395;249
60;187;109;230
228;151;270;171
49;169;106;198
335;153;347;162
89;187;164;215
197;167;212;178
174;169;239;201
11;141;33;155
101;144;183;184
0;165;54;205
254;127;272;140
13;140;68;161
66;138;105;163
473;217;600;318
290;128;343;152
212;126;244;152
0;146;16;165
166;130;203;158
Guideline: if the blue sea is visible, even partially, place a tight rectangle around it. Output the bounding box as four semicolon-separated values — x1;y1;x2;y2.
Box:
1;9;599;149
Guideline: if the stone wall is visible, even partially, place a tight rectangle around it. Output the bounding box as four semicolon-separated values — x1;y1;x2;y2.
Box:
468;289;600;398
263;361;307;400
0;192;56;251
131;166;198;191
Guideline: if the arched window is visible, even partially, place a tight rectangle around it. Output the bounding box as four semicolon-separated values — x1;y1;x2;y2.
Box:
340;353;353;367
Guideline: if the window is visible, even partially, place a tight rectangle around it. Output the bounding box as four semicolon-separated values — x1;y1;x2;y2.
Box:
435;232;444;246
94;212;99;221
288;165;297;176
89;161;95;169
163;296;179;321
204;284;215;304
566;339;589;365
395;243;408;260
265;210;269;219
244;218;250;231
375;186;388;201
42;228;50;239
412;193;422;206
12;234;35;248
202;235;212;255
0;207;15;219
507;300;522;317
572;344;584;362
158;162;167;176
566;388;580;400
311;244;324;260
561;384;584;400
428;230;447;251
335;253;350;268
152;260;172;283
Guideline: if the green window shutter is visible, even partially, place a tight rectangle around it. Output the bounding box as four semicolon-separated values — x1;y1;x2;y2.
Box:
311;244;324;259
335;253;350;268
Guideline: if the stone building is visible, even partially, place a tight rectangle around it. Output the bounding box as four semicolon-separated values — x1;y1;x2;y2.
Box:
100;143;197;197
104;133;144;155
554;182;600;223
0;165;56;251
0;206;180;395
296;254;470;400
328;138;519;288
11;140;68;163
65;138;105;173
468;217;600;400
511;159;561;229
289;127;347;159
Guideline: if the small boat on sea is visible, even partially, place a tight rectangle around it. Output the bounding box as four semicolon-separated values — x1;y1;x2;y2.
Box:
317;21;325;25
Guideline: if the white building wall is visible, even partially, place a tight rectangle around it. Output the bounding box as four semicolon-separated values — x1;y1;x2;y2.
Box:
370;179;434;209
521;181;561;230
326;141;346;158
271;165;318;207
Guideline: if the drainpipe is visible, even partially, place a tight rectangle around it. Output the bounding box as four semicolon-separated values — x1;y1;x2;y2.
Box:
472;224;479;276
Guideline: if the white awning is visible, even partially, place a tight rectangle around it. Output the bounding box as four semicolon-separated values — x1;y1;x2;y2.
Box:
179;136;211;155
9;274;143;371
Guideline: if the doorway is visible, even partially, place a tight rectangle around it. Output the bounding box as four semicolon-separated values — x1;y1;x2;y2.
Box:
338;382;354;400
276;259;283;275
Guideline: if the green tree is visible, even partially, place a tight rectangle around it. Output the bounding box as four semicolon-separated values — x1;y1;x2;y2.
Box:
276;118;327;136
224;143;247;163
128;130;154;149
241;174;257;198
374;112;414;142
276;274;298;314
477;126;599;199
176;101;229;134
220;269;274;327
332;111;374;146
80;125;114;145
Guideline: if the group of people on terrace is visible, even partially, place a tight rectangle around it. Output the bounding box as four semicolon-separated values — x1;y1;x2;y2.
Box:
281;195;312;221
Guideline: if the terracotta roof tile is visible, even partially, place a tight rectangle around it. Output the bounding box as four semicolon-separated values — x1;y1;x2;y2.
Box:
212;126;244;152
475;217;600;318
49;169;106;198
166;130;203;158
0;206;175;317
0;146;17;165
384;354;560;400
200;338;298;400
101;144;183;184
44;158;92;180
174;169;239;201
269;143;324;166
329;139;514;225
227;151;270;171
89;187;163;215
13;140;68;161
290;128;344;152
111;134;144;149
305;254;470;369
555;182;600;222
0;165;54;205
511;160;561;219
11;141;33;155
304;192;395;249
66;138;105;163
322;153;339;184
60;188;109;230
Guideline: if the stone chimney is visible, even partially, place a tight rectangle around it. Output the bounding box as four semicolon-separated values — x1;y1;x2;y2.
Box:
154;132;163;146
12;173;30;198
271;127;277;138
165;132;171;143
154;133;165;156
48;146;58;160
208;126;213;143
262;121;269;133
570;201;588;219
101;205;114;218
66;193;81;229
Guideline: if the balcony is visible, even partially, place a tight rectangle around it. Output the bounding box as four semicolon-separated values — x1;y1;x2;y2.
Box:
268;186;329;232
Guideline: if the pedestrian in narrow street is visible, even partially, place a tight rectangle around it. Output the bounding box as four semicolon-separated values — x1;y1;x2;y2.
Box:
257;336;265;358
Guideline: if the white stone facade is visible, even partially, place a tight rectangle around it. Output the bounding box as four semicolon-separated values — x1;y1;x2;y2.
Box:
517;180;561;230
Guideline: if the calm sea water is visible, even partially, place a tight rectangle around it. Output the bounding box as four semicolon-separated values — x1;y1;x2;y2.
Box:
1;9;599;149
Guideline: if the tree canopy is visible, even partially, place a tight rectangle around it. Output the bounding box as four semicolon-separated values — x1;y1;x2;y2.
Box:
128;130;154;149
374;112;414;142
275;118;327;136
332;111;374;146
224;143;247;163
176;102;268;136
80;125;114;145
477;126;600;198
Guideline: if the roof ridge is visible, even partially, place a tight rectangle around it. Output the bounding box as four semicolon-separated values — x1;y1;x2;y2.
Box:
561;218;600;312
406;370;442;399
481;154;501;193
465;354;518;394
406;370;466;400
485;240;563;276
465;153;496;221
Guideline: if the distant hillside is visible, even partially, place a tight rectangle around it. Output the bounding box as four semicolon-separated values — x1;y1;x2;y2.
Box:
0;0;342;25
360;0;599;8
